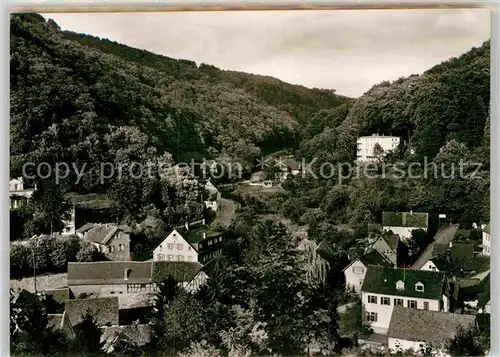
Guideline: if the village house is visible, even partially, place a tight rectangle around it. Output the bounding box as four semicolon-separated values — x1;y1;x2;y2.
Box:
482;223;491;255
79;223;132;261
382;211;429;241
47;312;75;339
203;179;222;212
387;306;475;354
67;260;206;297
152;228;199;262
343;250;393;293
371;233;401;266
361;265;450;335
9;177;36;209
356;134;401;163
61;205;76;236
65;296;120;328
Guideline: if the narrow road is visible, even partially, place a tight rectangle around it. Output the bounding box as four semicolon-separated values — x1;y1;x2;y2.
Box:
214;198;237;228
410;224;459;270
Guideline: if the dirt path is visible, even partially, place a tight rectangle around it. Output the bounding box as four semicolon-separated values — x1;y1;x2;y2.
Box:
214;198;237;227
410;224;459;270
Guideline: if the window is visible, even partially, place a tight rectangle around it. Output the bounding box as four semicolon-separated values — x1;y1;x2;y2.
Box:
208;240;212;246
408;300;417;309
353;266;365;274
177;244;183;250
394;298;403;307
359;279;364;286
415;282;424;292
177;255;183;261
431;266;437;271
168;255;174;261
381;297;390;306
188;256;193;261
424;301;429;310
159;245;163;250
368;295;377;304
365;312;377;322
158;254;165;261
168;243;174;250
396;280;405;290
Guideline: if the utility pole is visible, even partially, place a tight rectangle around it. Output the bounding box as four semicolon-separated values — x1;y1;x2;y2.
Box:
32;243;37;293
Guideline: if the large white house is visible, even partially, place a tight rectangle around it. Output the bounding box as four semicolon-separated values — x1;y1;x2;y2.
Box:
482;223;491;256
153;229;198;262
382;211;429;241
361;265;450;335
9;177;36;209
343;250;393;293
387;306;475;354
356;134;401;163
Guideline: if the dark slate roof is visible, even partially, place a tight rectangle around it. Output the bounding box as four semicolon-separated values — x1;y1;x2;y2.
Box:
433;243;449;256
76;223;94;234
451;243;475;259
47;314;64;330
361;265;446;300
68;261;153;286
84;224;119;245
382;234;399;251
101;324;152;351
483;223;491;235
152;261;203;283
429;255;452;272
44;288;70;303
358;250;392;267
65;297;119;327
387;306;475;344
316;240;336;262
382;211;429;228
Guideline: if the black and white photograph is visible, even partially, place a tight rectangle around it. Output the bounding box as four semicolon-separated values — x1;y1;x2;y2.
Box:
9;8;492;357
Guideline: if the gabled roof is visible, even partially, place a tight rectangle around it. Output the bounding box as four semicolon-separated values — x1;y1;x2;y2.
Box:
101;324;152;352
429;255;451;272
483;223;490;235
152;261;203;283
343;250;392;272
65;297;119;327
381;234;399;251
382;211;429;228
152;228;199;252
44;288;70;303
76;223;94;234
361;265;446;300
68;261;153;286
84;224;119;245
387;306;475;344
451;243;475;259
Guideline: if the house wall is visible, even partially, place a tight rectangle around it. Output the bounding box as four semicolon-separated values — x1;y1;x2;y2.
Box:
383;226;426;241
482;232;491;256
362;292;441;334
356;136;400;162
69;283;156;298
153;230;198;262
106;232;131;261
420;260;439;272
344;260;367;293
372;238;397;265
204;200;219;212
388;337;428;354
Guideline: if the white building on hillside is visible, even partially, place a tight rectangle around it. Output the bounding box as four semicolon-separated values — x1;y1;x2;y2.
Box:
343;250;393;293
204;180;221;212
382;211;429;242
482;223;491;255
361;265;450;335
356;134;401;163
9;177;36;209
153;229;198;262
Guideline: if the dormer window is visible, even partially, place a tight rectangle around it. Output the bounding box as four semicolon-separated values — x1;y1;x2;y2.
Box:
415;282;424;292
396;280;405;290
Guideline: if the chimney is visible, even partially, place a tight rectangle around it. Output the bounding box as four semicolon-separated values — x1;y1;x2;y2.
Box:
203;232;206;240
202;219;206;226
185;222;189;231
481;224;486;230
449;242;453;248
410;210;413;215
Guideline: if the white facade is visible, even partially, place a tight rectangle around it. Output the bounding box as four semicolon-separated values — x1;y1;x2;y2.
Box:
356;135;401;163
482;231;491;256
183;271;208;294
383;226;426;241
362;291;448;334
343;259;368;293
153;229;198;262
420;260;440;272
388;337;429;354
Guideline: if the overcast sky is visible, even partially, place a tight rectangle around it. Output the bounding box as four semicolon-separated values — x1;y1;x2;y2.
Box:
43;9;489;97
